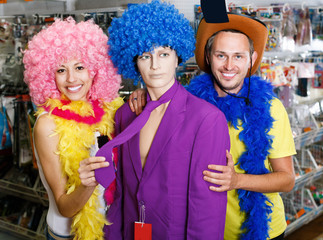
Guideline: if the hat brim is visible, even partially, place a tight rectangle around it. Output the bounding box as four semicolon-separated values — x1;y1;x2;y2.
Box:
195;13;268;76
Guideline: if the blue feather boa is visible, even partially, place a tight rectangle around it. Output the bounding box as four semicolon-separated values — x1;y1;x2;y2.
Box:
187;74;276;239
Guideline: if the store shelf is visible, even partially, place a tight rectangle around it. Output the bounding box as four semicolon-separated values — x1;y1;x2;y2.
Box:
284;96;323;236
0;167;48;238
0;209;47;240
0;176;48;207
284;180;323;235
284;143;323;235
285;209;319;236
293;145;323;188
294;127;323;150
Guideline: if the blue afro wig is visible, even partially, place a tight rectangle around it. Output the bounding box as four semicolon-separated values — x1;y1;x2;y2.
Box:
108;0;195;84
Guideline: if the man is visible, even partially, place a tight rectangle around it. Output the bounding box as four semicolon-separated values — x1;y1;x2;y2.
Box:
129;0;296;239
187;1;296;240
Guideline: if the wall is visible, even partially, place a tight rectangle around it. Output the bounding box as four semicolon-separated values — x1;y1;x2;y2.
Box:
168;0;323;22
0;0;65;16
74;0;146;10
2;0;322;19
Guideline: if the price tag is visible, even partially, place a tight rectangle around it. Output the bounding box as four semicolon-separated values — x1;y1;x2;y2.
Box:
134;222;152;240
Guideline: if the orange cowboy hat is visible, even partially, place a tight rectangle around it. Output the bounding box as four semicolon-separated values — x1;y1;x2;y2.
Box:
196;0;268;76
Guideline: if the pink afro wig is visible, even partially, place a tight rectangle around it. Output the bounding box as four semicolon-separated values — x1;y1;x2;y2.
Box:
23;17;121;105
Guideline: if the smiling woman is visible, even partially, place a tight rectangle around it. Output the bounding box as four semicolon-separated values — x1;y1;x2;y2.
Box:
55;60;93;102
23;17;123;240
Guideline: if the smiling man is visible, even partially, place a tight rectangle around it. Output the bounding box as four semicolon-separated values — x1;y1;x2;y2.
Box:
206;31;257;96
187;0;297;239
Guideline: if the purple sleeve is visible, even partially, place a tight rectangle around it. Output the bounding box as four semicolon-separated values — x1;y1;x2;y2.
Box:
105;108;123;239
186;110;229;239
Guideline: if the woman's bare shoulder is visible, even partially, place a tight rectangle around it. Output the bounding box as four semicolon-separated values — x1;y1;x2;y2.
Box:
34;113;56;138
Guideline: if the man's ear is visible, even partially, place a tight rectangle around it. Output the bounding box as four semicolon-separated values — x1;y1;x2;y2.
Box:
251;51;258;66
206;53;210;65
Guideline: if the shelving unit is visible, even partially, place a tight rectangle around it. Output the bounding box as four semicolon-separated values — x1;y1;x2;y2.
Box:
0;211;47;240
282;98;323;236
0;175;48;207
283;182;323;235
0;153;48;239
0;176;48;239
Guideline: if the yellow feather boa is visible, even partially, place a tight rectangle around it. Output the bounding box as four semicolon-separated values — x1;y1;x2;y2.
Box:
36;97;123;240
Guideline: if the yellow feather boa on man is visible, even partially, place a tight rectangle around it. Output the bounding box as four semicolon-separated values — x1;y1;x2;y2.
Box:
36;97;123;240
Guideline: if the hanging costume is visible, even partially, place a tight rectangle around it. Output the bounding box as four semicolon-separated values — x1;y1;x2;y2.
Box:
188;74;296;239
36;97;123;240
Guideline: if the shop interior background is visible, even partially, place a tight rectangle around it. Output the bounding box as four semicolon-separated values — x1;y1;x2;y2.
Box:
0;0;323;239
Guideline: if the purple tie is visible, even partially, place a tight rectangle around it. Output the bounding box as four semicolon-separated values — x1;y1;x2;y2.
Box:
95;80;179;188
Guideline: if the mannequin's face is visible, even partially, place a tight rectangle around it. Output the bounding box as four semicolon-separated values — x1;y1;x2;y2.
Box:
55;59;93;101
208;31;257;96
137;46;178;92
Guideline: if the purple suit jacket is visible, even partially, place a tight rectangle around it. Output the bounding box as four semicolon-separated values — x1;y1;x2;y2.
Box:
105;83;230;239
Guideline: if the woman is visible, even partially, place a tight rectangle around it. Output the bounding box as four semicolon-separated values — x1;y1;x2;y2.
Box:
23;17;123;240
103;1;230;239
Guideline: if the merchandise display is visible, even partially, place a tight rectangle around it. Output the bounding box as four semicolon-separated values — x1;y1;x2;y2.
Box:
284;97;323;235
281;7;297;52
0;0;322;239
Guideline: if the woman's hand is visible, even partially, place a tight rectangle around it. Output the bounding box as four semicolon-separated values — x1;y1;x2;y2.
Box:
78;157;109;187
129;88;147;115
